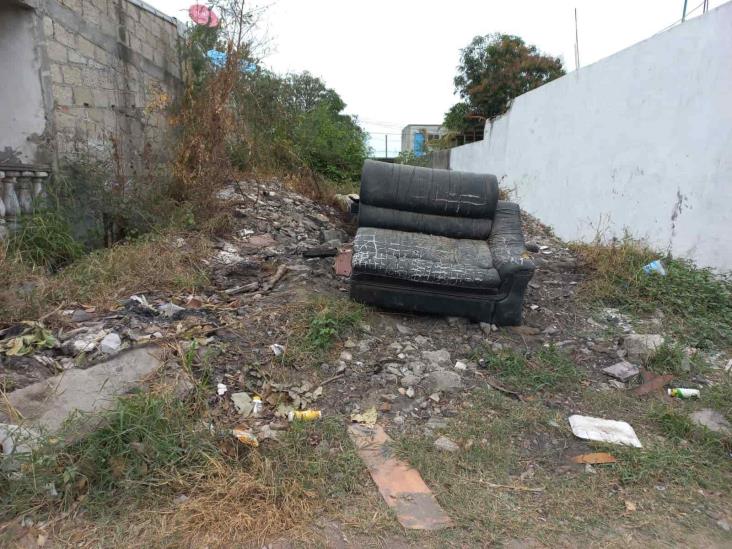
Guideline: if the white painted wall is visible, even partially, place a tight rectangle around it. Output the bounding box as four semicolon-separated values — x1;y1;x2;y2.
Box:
0;4;46;165
450;2;732;272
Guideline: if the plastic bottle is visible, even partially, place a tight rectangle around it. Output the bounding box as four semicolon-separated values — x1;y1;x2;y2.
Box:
667;388;700;399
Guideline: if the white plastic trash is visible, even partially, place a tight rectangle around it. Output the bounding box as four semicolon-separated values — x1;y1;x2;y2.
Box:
568;414;642;448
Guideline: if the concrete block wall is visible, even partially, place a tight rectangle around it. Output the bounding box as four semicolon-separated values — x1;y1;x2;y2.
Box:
449;3;732;272
2;0;182;175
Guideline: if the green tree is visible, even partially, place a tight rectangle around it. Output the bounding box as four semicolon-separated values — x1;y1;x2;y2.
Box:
453;33;565;120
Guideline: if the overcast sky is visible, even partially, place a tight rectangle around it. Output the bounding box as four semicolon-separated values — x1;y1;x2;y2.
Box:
147;0;725;154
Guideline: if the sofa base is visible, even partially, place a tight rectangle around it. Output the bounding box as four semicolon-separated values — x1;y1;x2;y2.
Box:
350;278;525;325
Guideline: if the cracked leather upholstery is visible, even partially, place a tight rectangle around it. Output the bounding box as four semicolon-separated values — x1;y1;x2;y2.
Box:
353;227;501;289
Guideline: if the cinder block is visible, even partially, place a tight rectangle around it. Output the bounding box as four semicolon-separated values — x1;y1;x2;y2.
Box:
46;41;68;63
72;86;93;106
61;65;83;86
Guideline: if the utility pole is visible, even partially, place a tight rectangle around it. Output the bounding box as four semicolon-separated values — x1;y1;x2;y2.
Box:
385;135;388;158
574;8;580;70
682;0;689;21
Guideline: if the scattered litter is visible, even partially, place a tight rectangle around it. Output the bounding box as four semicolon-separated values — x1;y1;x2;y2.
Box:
351;406;377;427
231;392;254;416
270;343;285;356
288;409;321;421
232;427;259;447
349;423;453;530
530;304;539;310
129;294;156;315
725;359;732;373
571;452;617;465
189;3;219;27
633;370;674;397
434;436;460;453
568;414;642;448
668;387;700;399
217;383;228;396
690;409;731;435
158;302;185;318
643;259;667;276
252;396;263;416
1;322;58;356
602;361;640;382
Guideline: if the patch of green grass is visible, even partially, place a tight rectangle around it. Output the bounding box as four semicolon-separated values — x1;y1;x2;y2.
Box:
705;380;732;421
284;296;364;367
6;210;84;271
0;392;219;520
572;238;732;349
264;416;366;499
645;341;707;377
480;346;584;392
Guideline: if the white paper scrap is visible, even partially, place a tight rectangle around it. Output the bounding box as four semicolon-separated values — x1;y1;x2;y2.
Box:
568;414;642;448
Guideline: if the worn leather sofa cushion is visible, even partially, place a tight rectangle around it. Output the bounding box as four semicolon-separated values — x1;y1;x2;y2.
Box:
352;227;501;290
358;203;494;240
360;160;499;219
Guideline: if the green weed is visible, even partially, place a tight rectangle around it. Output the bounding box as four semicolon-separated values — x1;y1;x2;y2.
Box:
6;210;84;270
284;297;364;367
480;346;584;392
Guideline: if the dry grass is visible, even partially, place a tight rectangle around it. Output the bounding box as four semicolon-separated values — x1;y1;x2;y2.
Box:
0;231;210;322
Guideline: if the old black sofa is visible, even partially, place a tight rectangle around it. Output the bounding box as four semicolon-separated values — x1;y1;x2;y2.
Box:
350;160;535;325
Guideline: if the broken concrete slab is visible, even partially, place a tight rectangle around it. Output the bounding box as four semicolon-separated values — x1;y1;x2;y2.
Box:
622;334;664;362
690;409;731;435
349;423;452;530
602;361;640;382
0;346;163;434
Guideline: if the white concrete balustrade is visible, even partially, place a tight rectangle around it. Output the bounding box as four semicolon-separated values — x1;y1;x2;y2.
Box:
0;166;50;238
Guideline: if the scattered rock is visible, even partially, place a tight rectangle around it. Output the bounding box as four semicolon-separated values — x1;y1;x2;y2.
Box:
422;349;451;368
525;242;540;253
479;322;492;336
405;387;415;398
339;351;353;362
454;360;467;371
689;409;731;435
622;334;664;362
70;310;93;323
602;361;640;382
400;374;420;388
395;323;413;335
426;417;448;430
425;370;463;393
99;333;122;354
321;228;347;244
429;392;441;403
231;392;254;416
434;436;459;452
717;519;731;532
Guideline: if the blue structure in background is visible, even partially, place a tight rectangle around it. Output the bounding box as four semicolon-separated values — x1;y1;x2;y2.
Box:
413;132;425;157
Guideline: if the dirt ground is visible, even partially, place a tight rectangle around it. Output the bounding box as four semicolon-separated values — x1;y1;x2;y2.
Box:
2;178;731;548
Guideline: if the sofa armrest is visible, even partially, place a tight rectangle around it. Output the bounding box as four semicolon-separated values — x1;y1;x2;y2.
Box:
488;201;535;280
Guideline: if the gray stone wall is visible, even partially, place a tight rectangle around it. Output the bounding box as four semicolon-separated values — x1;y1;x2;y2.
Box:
3;0;183;175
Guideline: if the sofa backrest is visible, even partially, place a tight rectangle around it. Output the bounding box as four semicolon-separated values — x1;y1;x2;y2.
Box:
358;160;499;240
